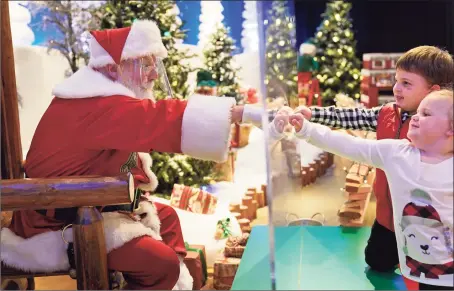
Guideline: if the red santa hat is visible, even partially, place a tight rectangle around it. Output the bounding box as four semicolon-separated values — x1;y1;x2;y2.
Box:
400;189;443;230
88;20;167;68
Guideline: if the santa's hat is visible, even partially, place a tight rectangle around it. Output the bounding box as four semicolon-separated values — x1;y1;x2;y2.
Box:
401;189;443;230
88;20;167;68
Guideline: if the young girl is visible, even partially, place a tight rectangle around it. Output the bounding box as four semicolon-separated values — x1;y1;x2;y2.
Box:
277;89;453;290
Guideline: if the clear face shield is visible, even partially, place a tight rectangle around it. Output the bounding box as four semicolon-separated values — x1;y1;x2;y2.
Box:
117;56;173;100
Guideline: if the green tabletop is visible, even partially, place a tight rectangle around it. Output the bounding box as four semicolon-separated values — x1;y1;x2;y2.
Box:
232;225;407;290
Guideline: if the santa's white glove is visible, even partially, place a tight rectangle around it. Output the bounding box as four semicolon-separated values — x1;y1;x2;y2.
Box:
241;104;265;127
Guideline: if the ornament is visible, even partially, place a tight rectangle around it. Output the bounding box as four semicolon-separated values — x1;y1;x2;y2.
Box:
214;218;232;240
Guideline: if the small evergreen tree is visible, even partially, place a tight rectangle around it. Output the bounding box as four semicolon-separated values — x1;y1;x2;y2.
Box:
203;24;242;102
311;0;361;105
264;1;298;101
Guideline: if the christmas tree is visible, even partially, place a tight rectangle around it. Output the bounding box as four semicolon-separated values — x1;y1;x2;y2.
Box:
96;0;217;194
264;1;298;102
28;1;103;74
203;24;242;102
311;0;361;105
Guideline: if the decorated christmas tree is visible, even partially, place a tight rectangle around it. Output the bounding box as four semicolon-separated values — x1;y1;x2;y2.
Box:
203;24;242;102
96;0;217;194
28;1;104;74
311;0;361;105
264;1;298;102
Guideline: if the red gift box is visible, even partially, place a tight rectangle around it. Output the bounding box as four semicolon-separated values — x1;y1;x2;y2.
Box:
184;244;207;290
170;184;217;214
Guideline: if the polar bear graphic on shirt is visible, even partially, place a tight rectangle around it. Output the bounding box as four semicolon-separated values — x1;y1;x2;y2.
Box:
400;189;453;280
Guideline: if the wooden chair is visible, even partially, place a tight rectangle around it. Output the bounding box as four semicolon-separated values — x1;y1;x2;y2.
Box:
1;175;135;290
1;3;132;289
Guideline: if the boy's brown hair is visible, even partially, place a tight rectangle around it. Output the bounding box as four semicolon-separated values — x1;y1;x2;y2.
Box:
396;46;454;89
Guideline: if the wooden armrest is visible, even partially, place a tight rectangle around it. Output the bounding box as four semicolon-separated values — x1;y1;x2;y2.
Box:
0;174;135;211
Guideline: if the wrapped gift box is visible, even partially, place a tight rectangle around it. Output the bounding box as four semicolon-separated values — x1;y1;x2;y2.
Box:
213;150;237;182
224;233;249;258
213;256;241;290
231;124;252;148
184;244;208;290
170;184;217;214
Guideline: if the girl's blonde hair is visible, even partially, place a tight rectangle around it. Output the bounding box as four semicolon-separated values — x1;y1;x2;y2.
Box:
427;89;453;130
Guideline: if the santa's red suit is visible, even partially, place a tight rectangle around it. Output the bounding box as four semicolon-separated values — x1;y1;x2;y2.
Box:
0;20;236;290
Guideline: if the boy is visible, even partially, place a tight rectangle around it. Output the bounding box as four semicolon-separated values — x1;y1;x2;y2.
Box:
288;89;453;290
295;46;454;272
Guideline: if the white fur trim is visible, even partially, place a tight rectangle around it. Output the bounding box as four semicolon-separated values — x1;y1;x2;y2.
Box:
172;256;194;290
88;20;168;68
102;212;158;252
1;201;162;272
137;153;159;191
0;228;71;272
132;199;161;240
52;66;136;99
181;94;236;162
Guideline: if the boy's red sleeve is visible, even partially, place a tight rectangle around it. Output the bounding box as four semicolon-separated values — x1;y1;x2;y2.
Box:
83;96;186;153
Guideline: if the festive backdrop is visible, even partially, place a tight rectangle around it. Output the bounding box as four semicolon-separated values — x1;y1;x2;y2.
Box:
21;0;296;55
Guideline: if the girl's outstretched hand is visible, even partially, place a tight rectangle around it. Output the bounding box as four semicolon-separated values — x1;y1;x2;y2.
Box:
289;113;305;132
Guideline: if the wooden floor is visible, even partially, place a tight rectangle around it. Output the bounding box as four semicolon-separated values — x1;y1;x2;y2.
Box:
8;155;376;290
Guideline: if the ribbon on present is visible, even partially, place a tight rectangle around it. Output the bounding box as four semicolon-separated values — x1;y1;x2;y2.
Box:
185;242;208;284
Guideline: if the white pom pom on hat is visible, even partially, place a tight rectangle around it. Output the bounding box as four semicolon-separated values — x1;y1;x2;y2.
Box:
88;20;168;68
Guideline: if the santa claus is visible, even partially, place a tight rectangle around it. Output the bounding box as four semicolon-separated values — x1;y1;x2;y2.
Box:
0;20;262;290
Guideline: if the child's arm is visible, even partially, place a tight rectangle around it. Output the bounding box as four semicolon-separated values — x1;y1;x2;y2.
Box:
292;115;393;169
296;105;383;132
268;107;293;143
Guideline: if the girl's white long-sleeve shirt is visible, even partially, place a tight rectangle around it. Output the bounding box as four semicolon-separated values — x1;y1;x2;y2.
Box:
295;121;453;287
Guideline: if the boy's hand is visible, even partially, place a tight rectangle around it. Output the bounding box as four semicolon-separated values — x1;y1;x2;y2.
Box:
289;113;305;132
294;105;312;120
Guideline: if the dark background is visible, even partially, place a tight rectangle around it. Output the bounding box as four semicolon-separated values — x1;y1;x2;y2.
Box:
294;0;454;56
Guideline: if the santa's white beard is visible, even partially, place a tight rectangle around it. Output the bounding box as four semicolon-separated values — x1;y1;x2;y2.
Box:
126;83;156;101
137;88;155;101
